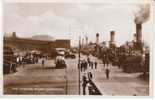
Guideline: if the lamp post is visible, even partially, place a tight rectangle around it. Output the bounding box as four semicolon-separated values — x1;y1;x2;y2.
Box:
78;36;81;95
65;66;68;94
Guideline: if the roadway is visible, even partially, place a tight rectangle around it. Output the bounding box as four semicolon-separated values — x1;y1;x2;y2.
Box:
3;54;149;95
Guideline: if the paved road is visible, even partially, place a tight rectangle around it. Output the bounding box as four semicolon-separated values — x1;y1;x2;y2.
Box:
65;57;79;95
83;55;149;96
4;54;149;96
4;60;66;95
4;56;80;95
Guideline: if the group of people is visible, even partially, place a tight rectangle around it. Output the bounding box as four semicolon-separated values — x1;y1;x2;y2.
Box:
100;50;111;79
16;55;39;66
16;55;24;65
80;57;98;72
82;72;93;95
80;55;111;95
87;57;98;69
102;52;111;67
80;56;99;95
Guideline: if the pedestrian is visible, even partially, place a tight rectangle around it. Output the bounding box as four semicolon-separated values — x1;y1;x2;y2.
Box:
88;83;94;95
83;60;88;71
16;56;20;64
19;56;23;65
94;61;97;69
87;71;93;81
103;54;106;67
82;74;87;95
42;59;45;67
106;57;110;67
87;57;91;67
36;57;38;63
23;61;25;68
105;68;110;79
118;57;121;69
11;63;16;73
81;60;84;72
91;61;93;69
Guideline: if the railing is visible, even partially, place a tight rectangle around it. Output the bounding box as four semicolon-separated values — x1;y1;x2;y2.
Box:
88;79;102;95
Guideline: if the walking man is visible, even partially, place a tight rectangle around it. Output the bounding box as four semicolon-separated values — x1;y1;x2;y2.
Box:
19;56;23;65
81;60;84;72
16;56;20;66
84;60;88;71
11;63;16;72
105;67;110;79
42;59;45;67
87;56;91;67
82;74;87;95
91;61;93;69
106;57;110;67
94;61;97;69
103;54;106;67
87;71;93;81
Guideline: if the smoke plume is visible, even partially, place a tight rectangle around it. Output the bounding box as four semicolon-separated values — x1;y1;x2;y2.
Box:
134;4;150;24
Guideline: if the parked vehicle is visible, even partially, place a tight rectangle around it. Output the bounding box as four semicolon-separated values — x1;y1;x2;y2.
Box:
3;60;11;74
55;55;67;68
23;57;35;64
3;46;17;74
65;52;76;59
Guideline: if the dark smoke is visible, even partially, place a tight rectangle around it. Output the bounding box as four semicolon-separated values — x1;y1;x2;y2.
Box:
134;4;150;24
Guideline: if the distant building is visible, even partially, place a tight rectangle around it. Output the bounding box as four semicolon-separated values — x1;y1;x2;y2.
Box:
4;33;70;56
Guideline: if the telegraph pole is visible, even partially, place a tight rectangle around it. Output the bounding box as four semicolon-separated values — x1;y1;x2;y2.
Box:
78;36;81;95
65;66;68;95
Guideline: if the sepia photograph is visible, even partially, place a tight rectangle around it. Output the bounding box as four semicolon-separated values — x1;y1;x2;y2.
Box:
2;0;153;96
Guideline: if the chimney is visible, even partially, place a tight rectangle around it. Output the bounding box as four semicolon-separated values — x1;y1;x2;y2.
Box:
136;23;142;43
85;36;88;46
96;33;99;45
133;33;137;42
12;32;17;38
110;31;115;42
82;38;84;48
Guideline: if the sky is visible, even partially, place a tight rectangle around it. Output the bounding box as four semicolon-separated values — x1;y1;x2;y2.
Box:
4;0;153;46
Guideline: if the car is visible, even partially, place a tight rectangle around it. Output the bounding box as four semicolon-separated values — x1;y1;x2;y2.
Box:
3;46;17;74
55;60;67;68
65;52;76;59
23;57;34;64
70;53;76;59
3;61;11;74
4;60;17;74
55;55;67;68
